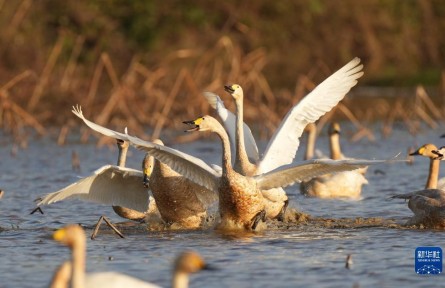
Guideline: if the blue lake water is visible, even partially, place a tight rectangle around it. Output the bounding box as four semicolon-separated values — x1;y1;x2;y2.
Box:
1;122;444;287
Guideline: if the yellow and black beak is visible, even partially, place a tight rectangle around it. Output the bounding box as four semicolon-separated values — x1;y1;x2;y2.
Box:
183;117;203;132
143;169;150;188
409;146;425;156
224;84;235;94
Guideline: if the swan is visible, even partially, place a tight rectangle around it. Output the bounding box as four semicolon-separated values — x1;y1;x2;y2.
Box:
206;57;363;217
300;122;368;199
143;139;218;229
391;144;445;228
36;138;217;230
52;224;211;288
72;106;391;230
34;139;155;238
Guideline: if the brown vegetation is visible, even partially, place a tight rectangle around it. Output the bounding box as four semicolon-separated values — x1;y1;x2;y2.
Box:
0;1;444;145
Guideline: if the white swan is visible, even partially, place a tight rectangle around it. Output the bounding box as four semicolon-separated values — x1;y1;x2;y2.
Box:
52;224;211;288
300;122;368;199
391;144;445;228
143;139;218;229
36;138;152;216
72;106;391;230
206;57;363;174
206;57;363;217
36;138;216;230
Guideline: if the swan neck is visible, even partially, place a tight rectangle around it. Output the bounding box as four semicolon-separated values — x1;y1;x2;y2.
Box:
234;98;254;174
117;142;128;167
305;127;317;160
172;272;189;288
426;158;440;189
330;133;342;160
215;125;232;175
50;262;71;288
71;235;86;288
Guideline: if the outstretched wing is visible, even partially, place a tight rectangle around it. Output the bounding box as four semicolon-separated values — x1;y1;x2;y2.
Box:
72;105;129;140
257;58;364;173
255;158;387;190
203;92;259;162
126;133;220;192
36;165;150;212
72;106;220;192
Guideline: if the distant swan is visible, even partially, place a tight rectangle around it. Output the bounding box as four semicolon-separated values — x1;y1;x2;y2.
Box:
52;224;211;288
205;58;363;218
300;122;368;199
391;144;445;228
72;106;388;230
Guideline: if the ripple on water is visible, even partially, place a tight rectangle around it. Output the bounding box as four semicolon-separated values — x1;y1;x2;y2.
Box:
1;127;445;287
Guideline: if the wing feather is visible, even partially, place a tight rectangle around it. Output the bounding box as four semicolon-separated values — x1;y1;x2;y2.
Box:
126;133;220;192
203;92;259;161
255;158;388;190
37;165;150;212
72;106;220;193
257;58;364;173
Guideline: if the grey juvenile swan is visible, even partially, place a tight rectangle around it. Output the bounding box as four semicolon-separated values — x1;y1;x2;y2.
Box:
392;143;445;228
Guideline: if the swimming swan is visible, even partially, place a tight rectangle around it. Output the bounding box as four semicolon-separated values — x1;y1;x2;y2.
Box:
52;224;211;288
391;144;445;228
300;122;368;199
206;58;363;217
72;106;389;230
143;139;218;229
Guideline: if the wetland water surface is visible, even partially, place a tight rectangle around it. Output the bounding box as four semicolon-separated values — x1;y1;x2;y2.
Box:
0;124;444;287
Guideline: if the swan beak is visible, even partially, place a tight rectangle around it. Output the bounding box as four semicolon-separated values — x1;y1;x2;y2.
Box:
183;118;203;132
409;146;424;156
53;228;67;241
183;120;199;132
202;263;217;271
224;84;235;94
143;169;150;188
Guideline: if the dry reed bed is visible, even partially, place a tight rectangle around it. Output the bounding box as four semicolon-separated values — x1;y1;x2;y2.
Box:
0;35;444;149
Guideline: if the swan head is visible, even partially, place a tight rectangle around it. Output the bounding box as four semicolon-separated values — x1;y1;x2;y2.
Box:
53;224;85;249
174;251;214;274
183;116;221;133
224;84;243;101
410;143;438;159
328;122;341;135
142;139;163;187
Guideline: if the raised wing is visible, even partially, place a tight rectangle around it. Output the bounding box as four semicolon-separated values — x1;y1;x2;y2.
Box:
72;106;220;192
203;92;259;162
257;58;364;173
126;133;220;192
255;158;386;191
72;105;129;140
36;165;150;212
